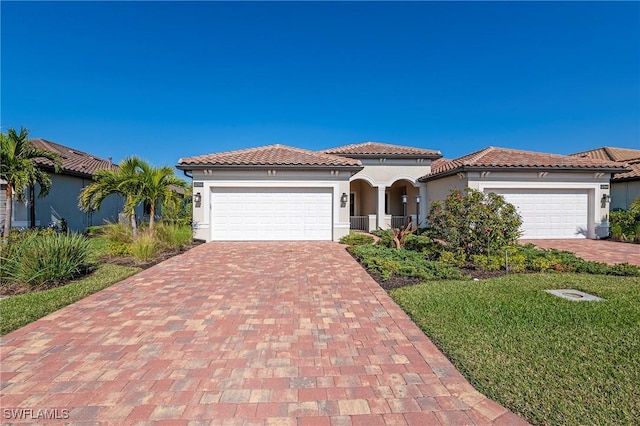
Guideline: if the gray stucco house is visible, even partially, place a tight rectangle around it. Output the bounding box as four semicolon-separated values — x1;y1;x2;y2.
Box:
0;139;126;232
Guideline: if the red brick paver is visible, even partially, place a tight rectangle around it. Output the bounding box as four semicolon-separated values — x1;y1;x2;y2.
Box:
520;239;640;266
0;242;528;424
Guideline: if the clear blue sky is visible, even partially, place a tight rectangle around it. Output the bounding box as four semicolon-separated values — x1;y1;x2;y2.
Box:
2;1;639;169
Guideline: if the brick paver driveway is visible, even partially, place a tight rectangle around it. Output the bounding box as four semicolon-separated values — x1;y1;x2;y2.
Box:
520;239;640;266
1;242;527;425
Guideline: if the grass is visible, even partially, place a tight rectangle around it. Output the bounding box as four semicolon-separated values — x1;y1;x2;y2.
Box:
390;274;640;425
0;263;140;335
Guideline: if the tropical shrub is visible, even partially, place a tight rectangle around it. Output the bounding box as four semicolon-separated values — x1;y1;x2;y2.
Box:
480;244;640;276
427;188;523;255
339;232;374;246
404;234;446;259
0;231;94;287
390;222;417;250
373;229;395;248
609;206;640;242
438;250;467;267
349;244;461;281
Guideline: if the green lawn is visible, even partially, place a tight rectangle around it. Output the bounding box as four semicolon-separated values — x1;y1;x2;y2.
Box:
390;274;640;425
1;263;140;335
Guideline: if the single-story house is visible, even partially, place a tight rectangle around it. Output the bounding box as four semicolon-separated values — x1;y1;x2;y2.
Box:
420;147;627;239
178;142;628;241
0;139;126;232
570;147;640;210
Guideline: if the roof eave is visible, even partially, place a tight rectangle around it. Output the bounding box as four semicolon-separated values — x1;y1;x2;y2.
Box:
176;164;364;172
37;164;96;180
419;165;630;182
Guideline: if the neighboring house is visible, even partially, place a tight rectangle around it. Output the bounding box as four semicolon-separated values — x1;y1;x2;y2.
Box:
570;147;640;210
0;139;126;232
178;142;627;242
420;147;627;239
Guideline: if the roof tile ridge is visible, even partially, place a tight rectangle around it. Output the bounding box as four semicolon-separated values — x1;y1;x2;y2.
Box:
458;146;493;166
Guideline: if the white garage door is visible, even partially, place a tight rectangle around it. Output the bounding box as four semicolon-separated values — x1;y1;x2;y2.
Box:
210;188;333;241
487;189;589;239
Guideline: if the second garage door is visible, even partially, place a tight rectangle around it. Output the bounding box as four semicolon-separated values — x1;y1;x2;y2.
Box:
487;188;589;239
210;187;333;241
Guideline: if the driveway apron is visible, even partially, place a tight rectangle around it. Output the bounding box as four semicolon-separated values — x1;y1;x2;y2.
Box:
1;242;527;425
520;239;640;266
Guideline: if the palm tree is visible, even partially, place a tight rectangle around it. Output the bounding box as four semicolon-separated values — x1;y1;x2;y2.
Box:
1;128;61;237
79;156;143;237
125;161;187;230
79;157;186;234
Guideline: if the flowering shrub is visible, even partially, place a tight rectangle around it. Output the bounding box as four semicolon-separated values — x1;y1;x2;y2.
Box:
427;188;523;256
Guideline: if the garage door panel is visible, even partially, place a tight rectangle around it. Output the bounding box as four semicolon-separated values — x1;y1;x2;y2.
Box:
211;188;333;241
487;189;588;239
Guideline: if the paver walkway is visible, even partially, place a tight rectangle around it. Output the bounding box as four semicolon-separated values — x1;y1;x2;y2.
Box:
520;239;640;266
1;242;528;425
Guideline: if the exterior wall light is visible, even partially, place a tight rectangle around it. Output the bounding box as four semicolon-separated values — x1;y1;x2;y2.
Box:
601;194;611;204
341;193;348;203
194;192;202;204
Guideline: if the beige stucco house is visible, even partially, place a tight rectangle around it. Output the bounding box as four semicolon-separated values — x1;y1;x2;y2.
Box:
570;147;640;211
420;147;627;239
178;142;628;242
0;139;126;232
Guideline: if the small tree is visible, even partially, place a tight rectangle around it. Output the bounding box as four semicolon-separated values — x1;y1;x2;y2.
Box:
79;157;144;237
1;128;61;237
126;162;187;230
427;188;522;256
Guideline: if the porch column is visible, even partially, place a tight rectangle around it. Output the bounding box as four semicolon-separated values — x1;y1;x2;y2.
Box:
377;186;386;229
418;185;428;227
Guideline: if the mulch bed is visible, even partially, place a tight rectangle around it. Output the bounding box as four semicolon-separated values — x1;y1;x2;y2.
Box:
105;240;204;269
346;246;510;291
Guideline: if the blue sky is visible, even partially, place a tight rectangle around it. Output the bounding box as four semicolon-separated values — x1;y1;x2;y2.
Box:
2;1;639;169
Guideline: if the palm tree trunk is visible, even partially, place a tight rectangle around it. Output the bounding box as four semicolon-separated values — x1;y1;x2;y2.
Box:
130;213;138;238
149;204;155;230
3;184;13;237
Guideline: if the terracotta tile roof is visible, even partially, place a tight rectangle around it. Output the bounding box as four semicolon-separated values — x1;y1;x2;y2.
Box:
611;160;640;181
177;144;363;169
323;141;441;158
420;147;629;181
570;146;640;181
571;146;640;162
30;138;115;178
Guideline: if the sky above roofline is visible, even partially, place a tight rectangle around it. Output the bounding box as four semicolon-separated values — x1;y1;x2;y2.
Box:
1;1;638;170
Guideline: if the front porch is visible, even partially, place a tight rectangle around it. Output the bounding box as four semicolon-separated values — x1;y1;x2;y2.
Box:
349;178;423;232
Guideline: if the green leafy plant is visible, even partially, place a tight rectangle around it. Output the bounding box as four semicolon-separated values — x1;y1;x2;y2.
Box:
427;188;523;256
403;234;444;258
129;231;160;262
609;205;640;242
438;250;467;267
0;231;94;287
103;223;134;244
349;244;461;281
373;229;396;248
339;232;374;246
154;223;193;250
390;222;418;250
1;127;62;237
